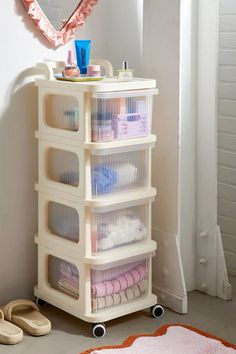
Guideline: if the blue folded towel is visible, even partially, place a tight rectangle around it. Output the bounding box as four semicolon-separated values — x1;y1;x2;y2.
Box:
92;164;117;195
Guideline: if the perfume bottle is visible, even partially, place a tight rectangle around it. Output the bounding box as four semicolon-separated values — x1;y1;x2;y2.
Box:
62;50;80;78
117;61;134;81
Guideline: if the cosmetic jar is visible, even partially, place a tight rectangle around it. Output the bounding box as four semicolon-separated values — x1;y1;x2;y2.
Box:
87;65;101;77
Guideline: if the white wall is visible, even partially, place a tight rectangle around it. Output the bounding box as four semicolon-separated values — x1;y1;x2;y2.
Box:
143;0;180;235
0;0;144;304
218;0;236;276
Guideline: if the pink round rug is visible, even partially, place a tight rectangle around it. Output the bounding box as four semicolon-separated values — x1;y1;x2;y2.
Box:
81;324;236;354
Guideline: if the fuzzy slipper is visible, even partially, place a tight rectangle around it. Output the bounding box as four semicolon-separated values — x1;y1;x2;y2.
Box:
2;300;51;336
0;309;23;345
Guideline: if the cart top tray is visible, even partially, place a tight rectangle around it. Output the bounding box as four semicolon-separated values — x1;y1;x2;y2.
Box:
54;74;106;82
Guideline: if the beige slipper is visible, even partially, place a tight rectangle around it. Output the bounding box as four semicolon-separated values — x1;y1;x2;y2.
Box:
2;300;51;336
0;309;23;345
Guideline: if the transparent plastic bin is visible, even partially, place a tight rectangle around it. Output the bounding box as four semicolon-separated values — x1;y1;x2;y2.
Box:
91;259;149;312
39;140;152;197
91;90;157;142
48;202;80;243
44;94;79;131
91;147;148;197
91;203;149;254
48;255;79;299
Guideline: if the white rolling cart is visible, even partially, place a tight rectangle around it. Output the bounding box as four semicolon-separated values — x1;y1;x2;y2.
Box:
34;61;164;337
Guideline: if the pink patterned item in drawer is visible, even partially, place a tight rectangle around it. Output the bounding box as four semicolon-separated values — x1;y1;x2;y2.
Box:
91;262;147;297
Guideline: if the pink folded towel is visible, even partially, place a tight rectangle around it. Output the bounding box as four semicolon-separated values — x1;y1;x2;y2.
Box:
91;263;147;298
92;279;147;312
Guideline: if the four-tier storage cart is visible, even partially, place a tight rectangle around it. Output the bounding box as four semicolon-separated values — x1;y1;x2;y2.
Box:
34;62;164;337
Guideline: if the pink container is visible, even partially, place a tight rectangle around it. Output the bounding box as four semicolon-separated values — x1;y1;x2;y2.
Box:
87;65;101;77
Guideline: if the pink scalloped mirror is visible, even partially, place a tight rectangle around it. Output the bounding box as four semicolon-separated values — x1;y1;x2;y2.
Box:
21;0;98;47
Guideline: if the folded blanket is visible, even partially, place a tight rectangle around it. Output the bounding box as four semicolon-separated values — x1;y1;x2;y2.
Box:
92;278;147;312
91;263;147;298
91;261;144;284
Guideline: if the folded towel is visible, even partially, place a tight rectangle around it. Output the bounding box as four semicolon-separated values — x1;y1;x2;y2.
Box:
92;162;138;195
92;278;147;312
92;164;118;195
91;261;144;284
91;263;147;298
58;261;79;298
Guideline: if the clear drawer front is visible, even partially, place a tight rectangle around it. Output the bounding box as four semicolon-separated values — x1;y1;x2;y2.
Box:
91;90;157;142
91;203;149;254
91;148;148;197
91;259;149;312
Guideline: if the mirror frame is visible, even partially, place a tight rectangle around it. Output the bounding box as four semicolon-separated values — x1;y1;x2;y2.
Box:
22;0;98;47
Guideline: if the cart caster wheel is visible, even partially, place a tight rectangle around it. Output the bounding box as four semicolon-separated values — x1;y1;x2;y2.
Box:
35;297;47;307
92;323;106;338
151;304;164;318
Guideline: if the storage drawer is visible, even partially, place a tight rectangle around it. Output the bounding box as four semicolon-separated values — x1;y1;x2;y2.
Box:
91;146;149;197
38;140;153;198
38;87;157;143
91;258;150;313
91;89;158;142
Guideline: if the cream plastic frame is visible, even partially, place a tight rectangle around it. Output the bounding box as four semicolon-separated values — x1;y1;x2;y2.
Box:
34;61;159;325
35;245;157;323
38;87;88;142
37;191;156;262
21;0;99;47
38;86;158;143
